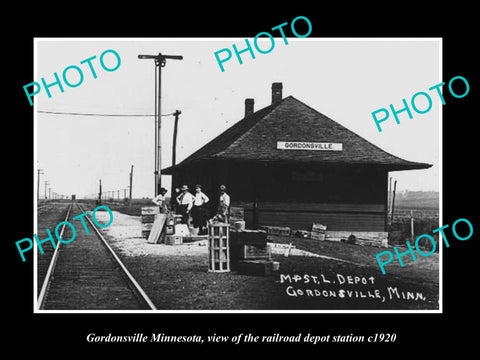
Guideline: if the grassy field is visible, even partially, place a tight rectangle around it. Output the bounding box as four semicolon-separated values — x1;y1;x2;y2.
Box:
78;198;154;216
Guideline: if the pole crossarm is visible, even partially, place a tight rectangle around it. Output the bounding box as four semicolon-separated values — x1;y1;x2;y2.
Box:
138;53;183;68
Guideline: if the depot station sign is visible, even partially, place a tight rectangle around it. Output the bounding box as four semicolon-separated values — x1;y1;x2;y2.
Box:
277;141;343;151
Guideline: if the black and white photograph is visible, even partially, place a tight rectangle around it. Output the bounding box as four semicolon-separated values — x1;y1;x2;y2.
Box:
6;8;478;353
34;38;440;312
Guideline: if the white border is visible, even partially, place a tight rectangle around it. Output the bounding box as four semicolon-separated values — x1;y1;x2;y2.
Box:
33;37;443;314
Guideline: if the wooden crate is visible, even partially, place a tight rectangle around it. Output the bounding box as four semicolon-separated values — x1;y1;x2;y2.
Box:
311;223;327;232
230;229;267;246
165;224;174;235
236;259;275;276
174;214;183;224
165;235;183;245
310;232;325;241
243;244;271;260
141;214;156;223
208;223;230;272
174;224;190;236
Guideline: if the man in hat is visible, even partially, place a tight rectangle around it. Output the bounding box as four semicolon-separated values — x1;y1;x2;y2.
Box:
217;184;231;222
152;187;169;213
191;184;209;234
176;185;195;224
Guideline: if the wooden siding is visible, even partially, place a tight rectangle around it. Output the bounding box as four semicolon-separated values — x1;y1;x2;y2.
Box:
233;201;386;232
172;161;389;232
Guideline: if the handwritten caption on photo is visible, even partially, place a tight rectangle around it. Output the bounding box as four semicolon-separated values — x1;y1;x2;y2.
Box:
279;272;426;302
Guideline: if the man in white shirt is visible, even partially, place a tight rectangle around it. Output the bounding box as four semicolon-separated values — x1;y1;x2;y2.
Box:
151;187;169;213
176;185;195;224
191;184;209;234
217;184;231;222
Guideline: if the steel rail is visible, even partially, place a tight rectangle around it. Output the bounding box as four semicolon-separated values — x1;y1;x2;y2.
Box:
75;203;157;310
37;203;73;310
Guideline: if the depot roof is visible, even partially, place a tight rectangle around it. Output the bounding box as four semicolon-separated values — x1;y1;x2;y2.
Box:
163;95;431;174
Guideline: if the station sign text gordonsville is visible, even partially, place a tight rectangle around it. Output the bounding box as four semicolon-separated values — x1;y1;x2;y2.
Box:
277;141;343;151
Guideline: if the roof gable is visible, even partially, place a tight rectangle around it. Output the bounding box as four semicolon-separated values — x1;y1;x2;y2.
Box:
164;96;431;172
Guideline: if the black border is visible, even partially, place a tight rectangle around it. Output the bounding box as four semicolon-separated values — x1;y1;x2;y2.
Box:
6;6;478;354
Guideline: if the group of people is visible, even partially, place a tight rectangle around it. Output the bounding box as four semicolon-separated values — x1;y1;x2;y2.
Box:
152;184;230;234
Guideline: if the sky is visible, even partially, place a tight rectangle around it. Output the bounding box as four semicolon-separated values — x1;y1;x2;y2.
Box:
35;38;441;199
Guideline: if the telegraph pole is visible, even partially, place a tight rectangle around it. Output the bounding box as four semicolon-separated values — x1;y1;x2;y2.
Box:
172;110;181;170
98;179;102;205
390;180;397;225
129;165;134;205
37;169;44;202
171;110;181;207
138;52;183;196
44;181;49;200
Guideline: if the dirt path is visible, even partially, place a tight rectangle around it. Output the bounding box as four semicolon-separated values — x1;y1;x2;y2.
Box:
99;211;439;311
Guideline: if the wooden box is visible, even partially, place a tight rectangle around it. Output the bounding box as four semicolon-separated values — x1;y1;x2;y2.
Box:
175;224;190;236
230;229;267;246
310;232;325;241
208;223;230;272
311;223;327;233
165;235;183;245
141;206;160;238
236;259;275;276
243;244;271;260
174;215;183;225
165;224;174;235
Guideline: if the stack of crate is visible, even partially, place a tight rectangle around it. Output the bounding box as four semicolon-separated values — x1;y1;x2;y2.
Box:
164;215;190;245
230;229;277;276
310;223;327;241
165;214;175;235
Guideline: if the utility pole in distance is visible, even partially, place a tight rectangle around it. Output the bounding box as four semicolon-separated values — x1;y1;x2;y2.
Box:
37;169;44;202
138;52;183;196
44;180;49;200
171;110;181;207
129;165;134;205
98;179;102;205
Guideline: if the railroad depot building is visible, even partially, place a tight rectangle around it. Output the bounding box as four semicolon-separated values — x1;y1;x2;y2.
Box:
163;83;431;234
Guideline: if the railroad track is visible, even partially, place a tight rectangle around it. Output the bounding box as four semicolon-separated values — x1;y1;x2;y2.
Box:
37;202;156;310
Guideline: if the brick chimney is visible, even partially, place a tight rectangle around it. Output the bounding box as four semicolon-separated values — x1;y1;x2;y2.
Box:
245;98;254;117
271;82;283;104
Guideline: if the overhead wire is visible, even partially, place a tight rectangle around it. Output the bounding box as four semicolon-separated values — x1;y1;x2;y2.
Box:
37;110;176;117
